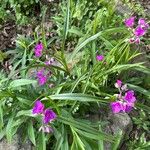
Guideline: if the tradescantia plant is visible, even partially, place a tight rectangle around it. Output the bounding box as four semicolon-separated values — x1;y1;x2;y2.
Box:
0;0;150;150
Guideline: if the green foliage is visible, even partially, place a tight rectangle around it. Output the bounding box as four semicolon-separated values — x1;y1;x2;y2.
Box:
127;133;150;150
0;0;40;24
0;0;150;149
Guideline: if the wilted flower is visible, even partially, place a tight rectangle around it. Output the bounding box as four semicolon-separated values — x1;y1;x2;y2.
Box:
39;125;53;133
34;43;43;57
43;109;57;124
135;37;140;44
32;100;44;114
124;17;135;28
121;84;128;91
96;55;104;61
45;58;55;65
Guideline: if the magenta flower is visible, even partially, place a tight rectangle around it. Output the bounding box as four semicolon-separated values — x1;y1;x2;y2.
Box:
38;75;47;85
32;100;44;114
34;43;43;57
138;18;146;26
111;101;123;113
96;55;104;61
110;80;136;113
125;102;134;112
43;109;57;124
124;17;135;28
115;80;122;88
111;101;134;113
138;18;149;29
134;26;146;37
124;90;136;103
36;70;47;86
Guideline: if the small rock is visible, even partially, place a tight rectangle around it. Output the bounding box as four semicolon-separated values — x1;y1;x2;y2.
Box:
104;112;133;150
0;134;33;150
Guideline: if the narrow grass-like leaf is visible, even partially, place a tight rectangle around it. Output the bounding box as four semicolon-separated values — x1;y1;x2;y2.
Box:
71;27;128;59
43;93;108;103
28;121;36;146
112;131;123;150
127;84;150;99
58;116;114;142
6;115;14;142
9;79;37;89
37;132;46;150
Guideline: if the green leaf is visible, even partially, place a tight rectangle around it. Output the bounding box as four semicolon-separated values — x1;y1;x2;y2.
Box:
42;93;108;103
28;121;36;146
127;84;150;99
37;132;46;150
9;79;37;89
112;131;123;150
58;116;114;143
16;110;33;117
71;27;127;59
0;104;3;129
6;115;14;142
71;127;85;150
63;0;70;40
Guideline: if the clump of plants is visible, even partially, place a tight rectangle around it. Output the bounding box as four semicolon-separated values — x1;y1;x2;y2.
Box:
0;0;150;150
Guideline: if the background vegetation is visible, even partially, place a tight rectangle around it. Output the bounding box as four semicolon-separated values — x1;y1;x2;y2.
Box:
0;0;150;149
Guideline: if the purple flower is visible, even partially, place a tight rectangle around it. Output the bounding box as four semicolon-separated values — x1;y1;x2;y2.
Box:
138;18;146;26
124;17;135;28
138;18;149;29
124;90;136;103
34;43;43;57
134;26;146;37
115;80;122;88
124;103;134;112
36;70;47;85
43;109;57;124
32;100;44;114
111;101;123;113
96;55;104;61
111;101;134;113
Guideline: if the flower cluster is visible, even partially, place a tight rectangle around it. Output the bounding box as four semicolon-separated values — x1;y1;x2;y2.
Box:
125;17;149;44
110;80;136;113
32;100;57;133
34;43;55;86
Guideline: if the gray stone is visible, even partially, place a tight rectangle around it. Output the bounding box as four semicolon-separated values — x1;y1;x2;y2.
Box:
0;134;33;150
108;113;133;135
116;1;132;15
104;113;133;150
